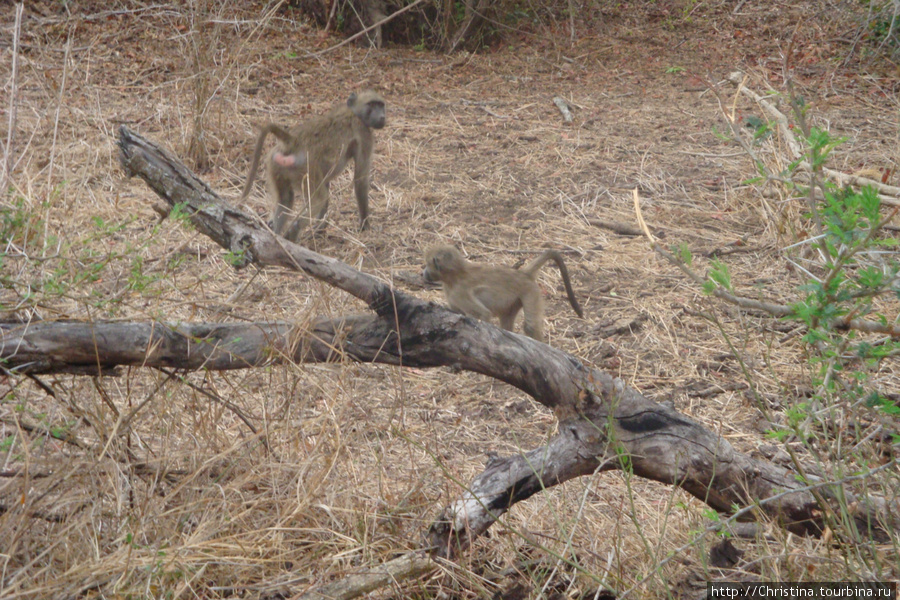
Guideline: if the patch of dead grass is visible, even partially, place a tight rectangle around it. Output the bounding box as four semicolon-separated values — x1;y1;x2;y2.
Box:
1;1;898;598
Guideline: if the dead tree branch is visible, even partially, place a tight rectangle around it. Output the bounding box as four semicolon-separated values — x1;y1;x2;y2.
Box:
4;126;896;561
290;553;438;600
725;71;900;206
632;191;900;337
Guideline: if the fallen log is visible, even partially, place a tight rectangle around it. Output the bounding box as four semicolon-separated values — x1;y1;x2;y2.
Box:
3;127;895;565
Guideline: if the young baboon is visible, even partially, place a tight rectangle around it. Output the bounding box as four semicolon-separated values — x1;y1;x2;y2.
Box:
240;91;386;240
423;245;584;342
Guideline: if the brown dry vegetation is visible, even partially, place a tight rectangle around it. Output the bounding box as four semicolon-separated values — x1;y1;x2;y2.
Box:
1;1;899;598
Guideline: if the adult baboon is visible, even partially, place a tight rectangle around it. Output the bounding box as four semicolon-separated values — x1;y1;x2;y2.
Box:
241;91;386;240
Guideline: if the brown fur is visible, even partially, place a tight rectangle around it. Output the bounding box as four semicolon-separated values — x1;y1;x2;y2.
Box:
423;245;583;342
240;91;386;240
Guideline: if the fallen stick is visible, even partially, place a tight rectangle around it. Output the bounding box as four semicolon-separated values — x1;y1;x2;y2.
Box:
553;96;574;123
726;71;900;206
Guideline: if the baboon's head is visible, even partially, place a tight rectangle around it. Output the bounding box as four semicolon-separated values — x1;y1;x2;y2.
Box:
348;91;386;130
423;245;466;284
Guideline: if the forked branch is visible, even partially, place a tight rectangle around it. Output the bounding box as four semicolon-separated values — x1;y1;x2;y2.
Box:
3;128;895;569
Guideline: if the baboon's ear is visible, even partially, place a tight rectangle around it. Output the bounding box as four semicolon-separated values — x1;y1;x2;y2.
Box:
347;92;358;107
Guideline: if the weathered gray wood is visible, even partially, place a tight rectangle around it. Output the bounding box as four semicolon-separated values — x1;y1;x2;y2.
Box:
292;553;436;600
8;127;896;563
1;321;299;374
553;96;574;123
118;125;389;306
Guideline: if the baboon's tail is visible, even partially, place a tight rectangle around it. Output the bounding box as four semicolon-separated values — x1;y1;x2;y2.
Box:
523;250;584;318
241;124;292;202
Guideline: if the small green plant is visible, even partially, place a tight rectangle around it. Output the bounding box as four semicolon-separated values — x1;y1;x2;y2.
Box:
706;125;899;441
701;259;733;294
42;266;71;296
702;508;722;525
867;3;900;52
273;50;299;60
168;202;195;228
127;255;162;293
89;216;131;239
676;242;693;266
1;198;43;248
453;0;466;24
223;248;248;268
665;66;684;74
741;115;773;143
681;91;900;575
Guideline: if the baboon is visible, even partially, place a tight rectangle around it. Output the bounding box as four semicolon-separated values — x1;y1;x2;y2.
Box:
423;245;584;342
240;91;386;240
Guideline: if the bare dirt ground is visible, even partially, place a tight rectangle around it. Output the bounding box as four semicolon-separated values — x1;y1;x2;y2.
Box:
1;1;898;598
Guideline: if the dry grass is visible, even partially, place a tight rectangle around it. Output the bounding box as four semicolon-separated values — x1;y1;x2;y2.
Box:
1;1;898;598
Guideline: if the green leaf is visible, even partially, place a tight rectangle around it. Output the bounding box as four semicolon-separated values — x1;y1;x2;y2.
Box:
702;509;721;521
859;185;881;223
711;125;731;141
857;266;884;290
676;243;693;266
707;259;732;291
